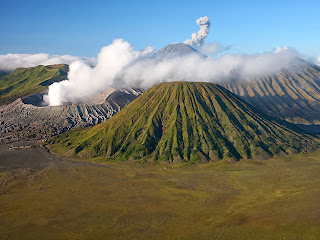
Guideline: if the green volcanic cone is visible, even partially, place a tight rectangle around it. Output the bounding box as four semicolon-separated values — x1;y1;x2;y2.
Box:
50;82;319;163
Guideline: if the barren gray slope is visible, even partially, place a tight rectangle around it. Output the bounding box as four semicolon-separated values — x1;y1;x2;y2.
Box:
0;88;143;143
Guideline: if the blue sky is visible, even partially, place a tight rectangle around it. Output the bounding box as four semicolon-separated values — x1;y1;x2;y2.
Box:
1;0;319;59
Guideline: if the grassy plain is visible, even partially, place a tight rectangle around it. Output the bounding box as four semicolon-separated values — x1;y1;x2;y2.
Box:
1;148;320;239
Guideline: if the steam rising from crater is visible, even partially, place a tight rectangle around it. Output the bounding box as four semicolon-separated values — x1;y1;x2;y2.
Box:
45;39;154;106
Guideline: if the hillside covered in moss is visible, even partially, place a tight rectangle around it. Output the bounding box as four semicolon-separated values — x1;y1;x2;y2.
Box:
49;82;319;163
0;64;68;105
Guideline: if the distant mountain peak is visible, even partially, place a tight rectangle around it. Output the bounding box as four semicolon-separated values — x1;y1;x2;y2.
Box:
153;43;207;58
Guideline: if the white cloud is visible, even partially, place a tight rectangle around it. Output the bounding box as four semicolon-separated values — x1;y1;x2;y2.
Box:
198;42;231;56
317;56;320;66
274;46;289;53
45;38;300;106
119;46;299;89
0;53;96;72
45;39;154;106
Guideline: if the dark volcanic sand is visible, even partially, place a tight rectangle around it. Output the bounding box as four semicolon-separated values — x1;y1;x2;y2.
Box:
0;141;108;172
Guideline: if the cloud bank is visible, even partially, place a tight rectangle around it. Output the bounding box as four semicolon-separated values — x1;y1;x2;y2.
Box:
45;38;300;106
0;53;96;72
119;45;299;89
0;16;305;106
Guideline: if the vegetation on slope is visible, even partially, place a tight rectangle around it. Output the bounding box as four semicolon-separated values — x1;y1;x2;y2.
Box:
0;64;68;105
49;82;319;163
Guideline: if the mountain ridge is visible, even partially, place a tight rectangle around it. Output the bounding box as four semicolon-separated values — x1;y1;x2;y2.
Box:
222;60;320;125
49;81;318;163
0;64;68;105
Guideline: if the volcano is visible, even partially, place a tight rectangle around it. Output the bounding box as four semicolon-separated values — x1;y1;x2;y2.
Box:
50;82;318;163
153;43;207;58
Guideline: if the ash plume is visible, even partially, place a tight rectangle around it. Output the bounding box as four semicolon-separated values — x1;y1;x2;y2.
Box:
184;16;210;47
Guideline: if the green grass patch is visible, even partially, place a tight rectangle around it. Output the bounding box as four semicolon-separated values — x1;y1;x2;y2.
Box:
0;64;68;105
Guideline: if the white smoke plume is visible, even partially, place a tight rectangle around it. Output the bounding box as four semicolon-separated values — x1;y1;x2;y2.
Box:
0;53;96;72
45;38;300;106
317;56;320;66
45;39;154;106
184;16;210;47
